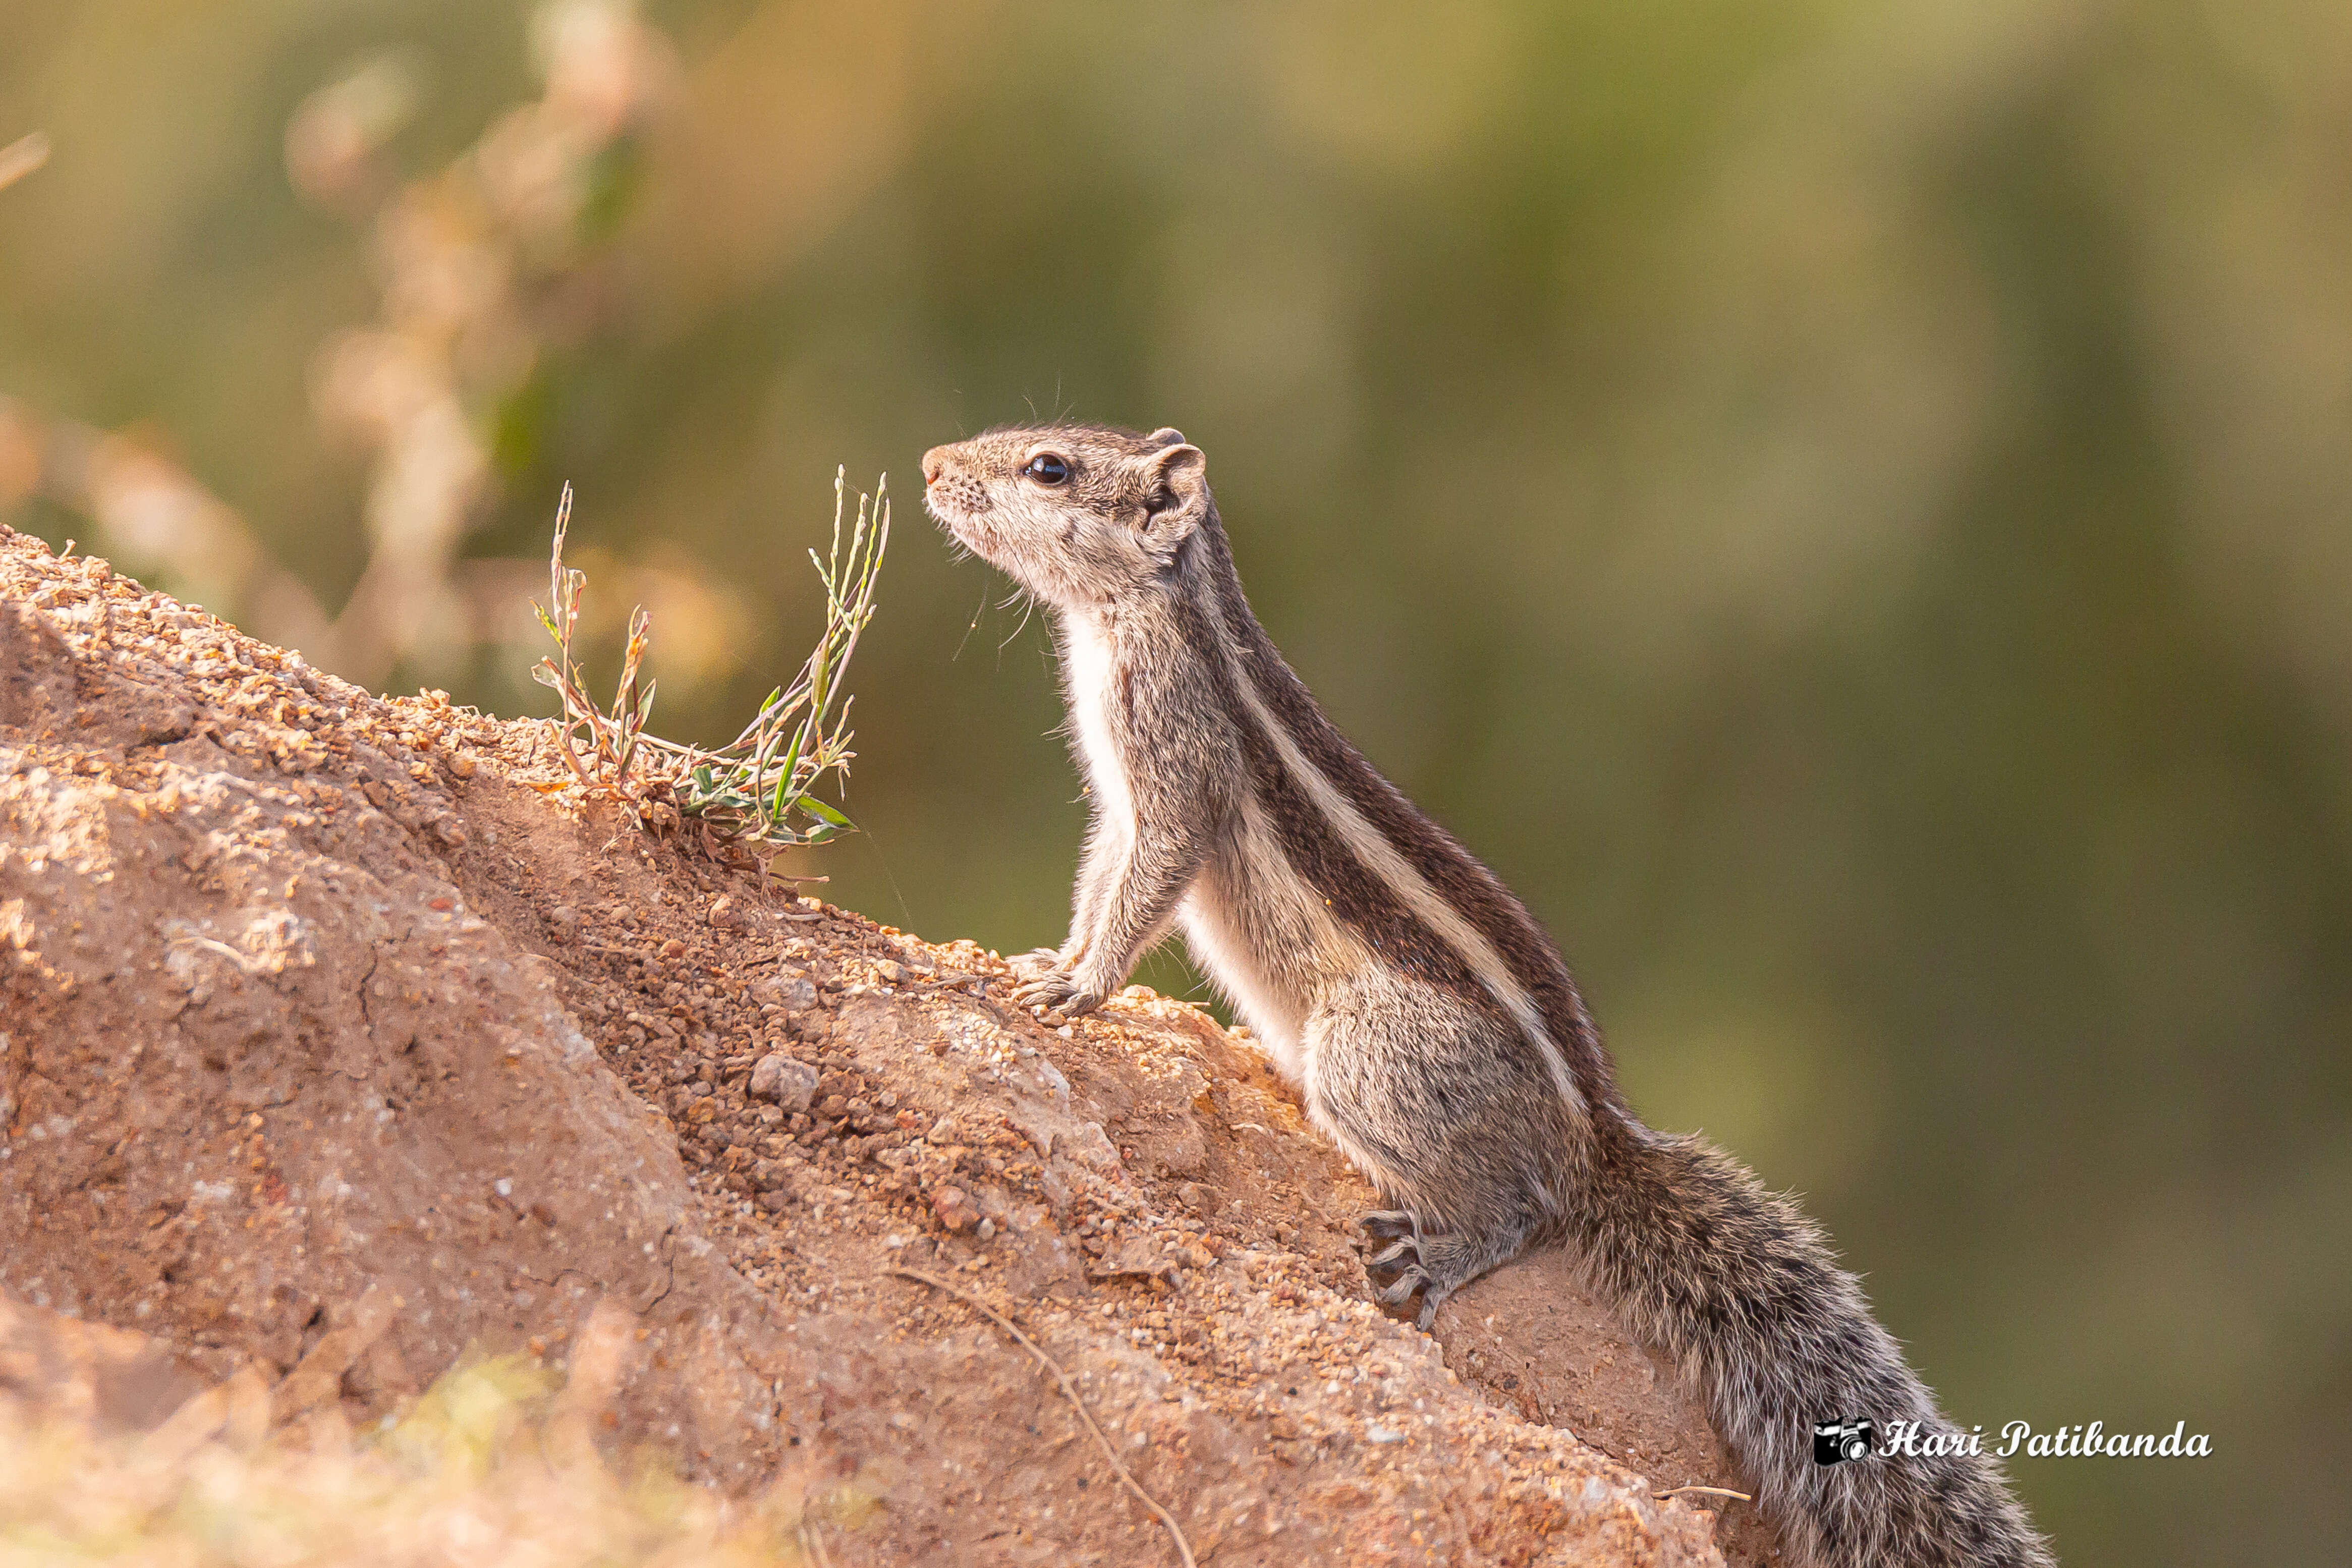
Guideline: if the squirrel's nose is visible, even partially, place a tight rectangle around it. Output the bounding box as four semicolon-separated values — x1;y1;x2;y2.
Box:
921;446;950;487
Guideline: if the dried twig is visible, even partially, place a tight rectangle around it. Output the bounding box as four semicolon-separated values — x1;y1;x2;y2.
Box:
1653;1484;1754;1504
885;1267;1197;1568
0;131;48;193
532;482;655;799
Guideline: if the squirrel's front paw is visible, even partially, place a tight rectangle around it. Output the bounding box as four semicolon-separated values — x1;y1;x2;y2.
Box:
1012;967;1108;1018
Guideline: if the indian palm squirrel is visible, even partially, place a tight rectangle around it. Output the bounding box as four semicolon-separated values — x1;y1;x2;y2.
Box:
922;422;2051;1568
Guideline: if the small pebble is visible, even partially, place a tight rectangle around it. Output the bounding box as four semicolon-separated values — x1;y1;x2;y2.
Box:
750;1053;818;1112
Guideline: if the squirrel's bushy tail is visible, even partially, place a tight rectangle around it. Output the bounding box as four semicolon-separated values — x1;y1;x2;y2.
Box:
1573;1121;2052;1568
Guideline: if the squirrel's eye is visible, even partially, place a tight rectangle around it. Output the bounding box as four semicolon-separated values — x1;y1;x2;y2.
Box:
1022;453;1071;485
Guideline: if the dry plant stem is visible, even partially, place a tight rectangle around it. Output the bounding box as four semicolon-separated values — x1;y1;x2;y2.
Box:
534;482;656;799
1654;1485;1755;1503
531;471;886;865
885;1267;1199;1568
0;131;50;192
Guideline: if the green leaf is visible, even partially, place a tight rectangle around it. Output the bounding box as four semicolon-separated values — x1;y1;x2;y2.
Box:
802;797;853;829
771;729;806;817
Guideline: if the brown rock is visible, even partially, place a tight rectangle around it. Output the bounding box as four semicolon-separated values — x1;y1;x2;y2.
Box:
748;1052;817;1110
930;1185;979;1232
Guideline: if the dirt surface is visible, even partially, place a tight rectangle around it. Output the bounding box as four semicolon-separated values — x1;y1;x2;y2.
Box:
0;523;1774;1566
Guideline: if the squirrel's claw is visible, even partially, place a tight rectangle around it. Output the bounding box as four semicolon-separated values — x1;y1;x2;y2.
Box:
1013;966;1108;1017
1363;1209;1457;1329
1012;971;1070;1010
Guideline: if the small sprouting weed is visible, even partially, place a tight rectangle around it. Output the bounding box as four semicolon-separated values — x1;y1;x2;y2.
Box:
531;468;888;874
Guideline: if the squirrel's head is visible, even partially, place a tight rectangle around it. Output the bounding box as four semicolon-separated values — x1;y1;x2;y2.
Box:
921;423;1209;611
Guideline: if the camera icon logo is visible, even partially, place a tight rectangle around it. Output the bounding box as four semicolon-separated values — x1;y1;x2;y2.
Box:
1813;1418;1877;1465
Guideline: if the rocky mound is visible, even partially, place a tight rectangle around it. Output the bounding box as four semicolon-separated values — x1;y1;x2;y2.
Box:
0;523;1772;1566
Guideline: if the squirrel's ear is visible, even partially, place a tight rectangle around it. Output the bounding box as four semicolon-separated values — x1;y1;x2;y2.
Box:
1142;442;1207;548
1145;427;1187;449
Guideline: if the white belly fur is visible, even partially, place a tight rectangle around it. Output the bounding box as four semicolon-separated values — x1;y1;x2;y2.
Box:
1179;892;1306;1082
1059;618;1135;850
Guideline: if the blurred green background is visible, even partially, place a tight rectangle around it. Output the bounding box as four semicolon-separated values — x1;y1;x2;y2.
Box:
5;2;2348;1561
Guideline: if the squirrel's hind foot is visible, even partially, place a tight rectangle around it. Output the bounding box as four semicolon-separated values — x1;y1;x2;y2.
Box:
1360;1210;1468;1330
1361;1207;1541;1331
